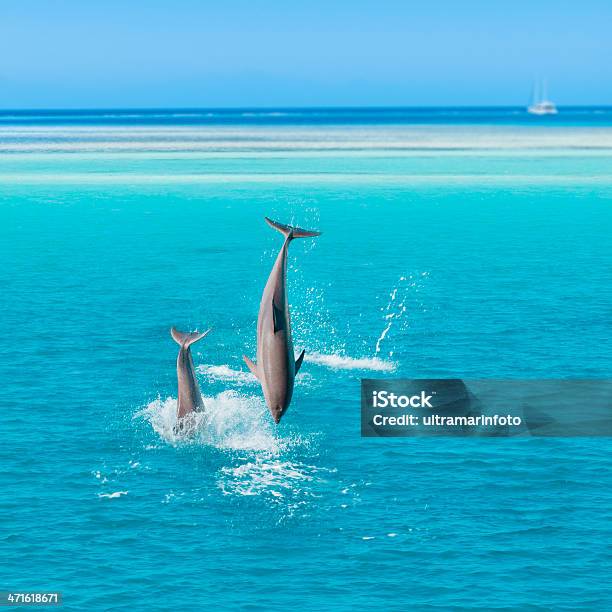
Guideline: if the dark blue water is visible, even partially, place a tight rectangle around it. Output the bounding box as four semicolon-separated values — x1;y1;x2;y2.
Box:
1;112;611;610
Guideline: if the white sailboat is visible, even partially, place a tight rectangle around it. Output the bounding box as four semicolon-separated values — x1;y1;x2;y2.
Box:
528;80;558;115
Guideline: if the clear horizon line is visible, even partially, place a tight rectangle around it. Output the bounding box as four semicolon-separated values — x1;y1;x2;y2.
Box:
1;104;611;113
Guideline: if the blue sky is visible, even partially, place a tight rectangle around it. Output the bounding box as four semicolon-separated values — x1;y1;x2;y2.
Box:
1;0;610;108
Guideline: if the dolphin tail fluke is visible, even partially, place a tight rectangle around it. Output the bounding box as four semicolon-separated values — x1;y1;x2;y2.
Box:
265;217;321;240
243;355;259;379
171;327;212;348
295;349;305;373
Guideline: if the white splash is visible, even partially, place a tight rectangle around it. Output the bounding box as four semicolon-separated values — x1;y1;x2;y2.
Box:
137;391;281;452
375;273;429;357
197;362;313;386
305;352;396;372
374;321;393;355
218;457;335;506
197;363;258;386
136;390;331;511
98;491;128;499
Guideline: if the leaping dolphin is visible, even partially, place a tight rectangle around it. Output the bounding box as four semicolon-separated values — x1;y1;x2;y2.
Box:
171;327;211;429
244;217;321;423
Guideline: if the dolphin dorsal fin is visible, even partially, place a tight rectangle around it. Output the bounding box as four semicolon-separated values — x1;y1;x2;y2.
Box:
272;299;286;333
171;327;212;348
295;349;305;373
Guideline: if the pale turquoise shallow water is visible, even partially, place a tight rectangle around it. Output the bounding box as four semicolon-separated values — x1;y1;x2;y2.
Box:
1;110;611;610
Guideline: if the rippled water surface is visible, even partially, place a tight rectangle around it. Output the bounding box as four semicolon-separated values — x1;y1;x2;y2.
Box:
1;109;611;610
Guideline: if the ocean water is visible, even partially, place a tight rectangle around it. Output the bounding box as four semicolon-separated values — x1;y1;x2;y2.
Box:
1;108;611;610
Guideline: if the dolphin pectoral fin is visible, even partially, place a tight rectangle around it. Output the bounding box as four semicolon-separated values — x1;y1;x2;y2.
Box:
295;349;305;373
272;299;286;334
243;355;260;379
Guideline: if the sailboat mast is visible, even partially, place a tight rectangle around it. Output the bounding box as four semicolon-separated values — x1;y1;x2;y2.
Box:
532;78;540;104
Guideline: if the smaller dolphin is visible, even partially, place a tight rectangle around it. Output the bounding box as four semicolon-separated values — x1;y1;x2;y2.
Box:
170;327;211;430
244;217;320;423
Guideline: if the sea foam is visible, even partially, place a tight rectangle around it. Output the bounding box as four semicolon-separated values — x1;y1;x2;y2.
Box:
197;363;258;386
138;391;328;512
304;352;396;372
138;391;279;452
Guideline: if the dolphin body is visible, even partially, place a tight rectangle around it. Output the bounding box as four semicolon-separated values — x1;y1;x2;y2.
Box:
171;327;211;428
244;217;321;423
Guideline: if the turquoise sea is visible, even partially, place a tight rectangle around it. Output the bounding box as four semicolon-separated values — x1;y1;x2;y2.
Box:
1;108;611;610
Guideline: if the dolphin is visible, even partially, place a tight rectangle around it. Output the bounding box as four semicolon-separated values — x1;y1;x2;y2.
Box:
243;217;321;423
171;327;211;429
